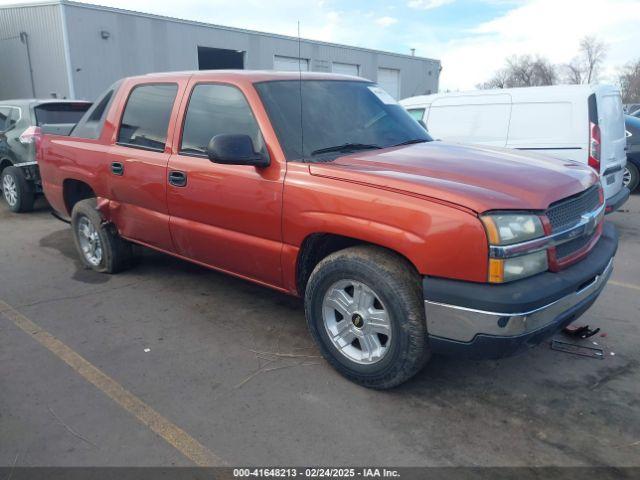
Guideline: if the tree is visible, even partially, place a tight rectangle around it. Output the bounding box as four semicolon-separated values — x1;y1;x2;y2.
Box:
618;58;640;104
477;55;557;89
562;36;607;84
581;35;607;84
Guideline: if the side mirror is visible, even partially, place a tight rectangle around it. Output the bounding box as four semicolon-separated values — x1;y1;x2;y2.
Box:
207;134;270;168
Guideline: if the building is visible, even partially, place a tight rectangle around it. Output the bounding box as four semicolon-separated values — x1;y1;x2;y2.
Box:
0;1;441;102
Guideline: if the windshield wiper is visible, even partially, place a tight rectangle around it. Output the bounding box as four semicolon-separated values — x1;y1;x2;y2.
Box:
311;143;382;156
391;139;429;147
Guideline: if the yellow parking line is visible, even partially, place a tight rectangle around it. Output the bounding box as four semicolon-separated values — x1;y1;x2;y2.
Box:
609;280;640;292
0;300;224;467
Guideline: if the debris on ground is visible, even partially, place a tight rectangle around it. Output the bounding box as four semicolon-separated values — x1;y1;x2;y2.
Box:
550;339;604;359
562;324;600;339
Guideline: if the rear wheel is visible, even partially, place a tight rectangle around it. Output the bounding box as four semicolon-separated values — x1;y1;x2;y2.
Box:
71;198;134;273
305;246;430;389
2;166;35;213
623;162;639;192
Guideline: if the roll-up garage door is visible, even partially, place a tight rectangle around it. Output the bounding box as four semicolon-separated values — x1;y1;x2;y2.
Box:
377;67;400;99
274;56;310;72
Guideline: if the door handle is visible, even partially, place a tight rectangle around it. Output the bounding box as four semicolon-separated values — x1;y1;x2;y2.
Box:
168;170;187;187
111;162;124;176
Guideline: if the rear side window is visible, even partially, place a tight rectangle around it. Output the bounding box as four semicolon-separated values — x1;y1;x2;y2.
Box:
34;103;91;125
118;83;178;152
0;107;10;131
407;108;425;121
72;81;121;139
180;84;264;156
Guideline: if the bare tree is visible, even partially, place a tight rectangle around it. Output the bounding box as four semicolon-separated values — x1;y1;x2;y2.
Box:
581;35;607;84
618;58;640;103
563;59;584;85
478;55;557;89
563;36;608;84
476;69;509;89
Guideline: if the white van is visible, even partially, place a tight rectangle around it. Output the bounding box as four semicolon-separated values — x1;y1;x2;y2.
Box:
400;85;629;212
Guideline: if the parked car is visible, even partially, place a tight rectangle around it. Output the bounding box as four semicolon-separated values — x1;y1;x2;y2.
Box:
37;71;617;388
400;85;630;214
0;99;91;212
624;103;640;115
625;114;640;192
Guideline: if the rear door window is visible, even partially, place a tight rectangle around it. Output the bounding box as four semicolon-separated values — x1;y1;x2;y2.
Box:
180;83;264;156
117;83;178;152
34;103;91;125
0;107;10;131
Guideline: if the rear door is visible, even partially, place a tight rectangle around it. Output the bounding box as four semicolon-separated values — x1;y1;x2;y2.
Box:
596;88;626;199
107;82;184;251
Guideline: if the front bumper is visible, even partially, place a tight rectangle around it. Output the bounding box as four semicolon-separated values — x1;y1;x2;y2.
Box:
423;222;618;359
605;187;630;214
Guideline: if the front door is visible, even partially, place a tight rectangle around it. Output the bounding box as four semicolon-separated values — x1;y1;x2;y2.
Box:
166;82;285;288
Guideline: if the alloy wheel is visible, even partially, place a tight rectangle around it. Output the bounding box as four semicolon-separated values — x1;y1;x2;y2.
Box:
77;216;103;266
322;279;392;365
2;173;18;207
623;167;631;188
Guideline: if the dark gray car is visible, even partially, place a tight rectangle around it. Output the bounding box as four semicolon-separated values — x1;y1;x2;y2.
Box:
0;99;91;212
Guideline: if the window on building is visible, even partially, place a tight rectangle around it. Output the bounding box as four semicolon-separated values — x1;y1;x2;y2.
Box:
180;84;264;157
274;55;310;72
117;83;178;151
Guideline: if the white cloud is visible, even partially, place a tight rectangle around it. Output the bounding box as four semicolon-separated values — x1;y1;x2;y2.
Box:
375;16;398;27
407;0;455;10
409;0;640;91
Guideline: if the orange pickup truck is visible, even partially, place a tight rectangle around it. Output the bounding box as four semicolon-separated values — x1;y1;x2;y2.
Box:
38;71;617;388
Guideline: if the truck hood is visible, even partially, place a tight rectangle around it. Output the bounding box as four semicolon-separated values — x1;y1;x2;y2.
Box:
308;142;598;213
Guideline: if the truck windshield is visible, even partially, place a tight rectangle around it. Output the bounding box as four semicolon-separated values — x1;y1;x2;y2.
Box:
255;80;431;161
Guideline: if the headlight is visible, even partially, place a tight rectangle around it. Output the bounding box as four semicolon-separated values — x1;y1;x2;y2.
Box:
481;214;544;245
489;251;548;283
482;213;548;283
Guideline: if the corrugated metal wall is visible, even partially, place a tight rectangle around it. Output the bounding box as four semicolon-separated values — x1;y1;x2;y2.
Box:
0;3;70;100
64;3;440;101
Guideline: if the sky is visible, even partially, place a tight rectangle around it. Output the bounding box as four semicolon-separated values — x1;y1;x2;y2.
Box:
2;0;639;91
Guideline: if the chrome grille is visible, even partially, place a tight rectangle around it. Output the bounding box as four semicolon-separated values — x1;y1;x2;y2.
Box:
546;185;601;261
555;231;596;259
546;186;600;232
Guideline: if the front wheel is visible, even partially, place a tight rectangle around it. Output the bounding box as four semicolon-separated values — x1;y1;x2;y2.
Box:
2;166;35;213
305;246;430;389
623;162;639;192
71;198;134;273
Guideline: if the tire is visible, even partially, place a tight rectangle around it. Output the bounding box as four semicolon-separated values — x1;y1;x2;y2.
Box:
623;162;639;192
71;198;134;273
305;245;430;389
2;166;35;213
